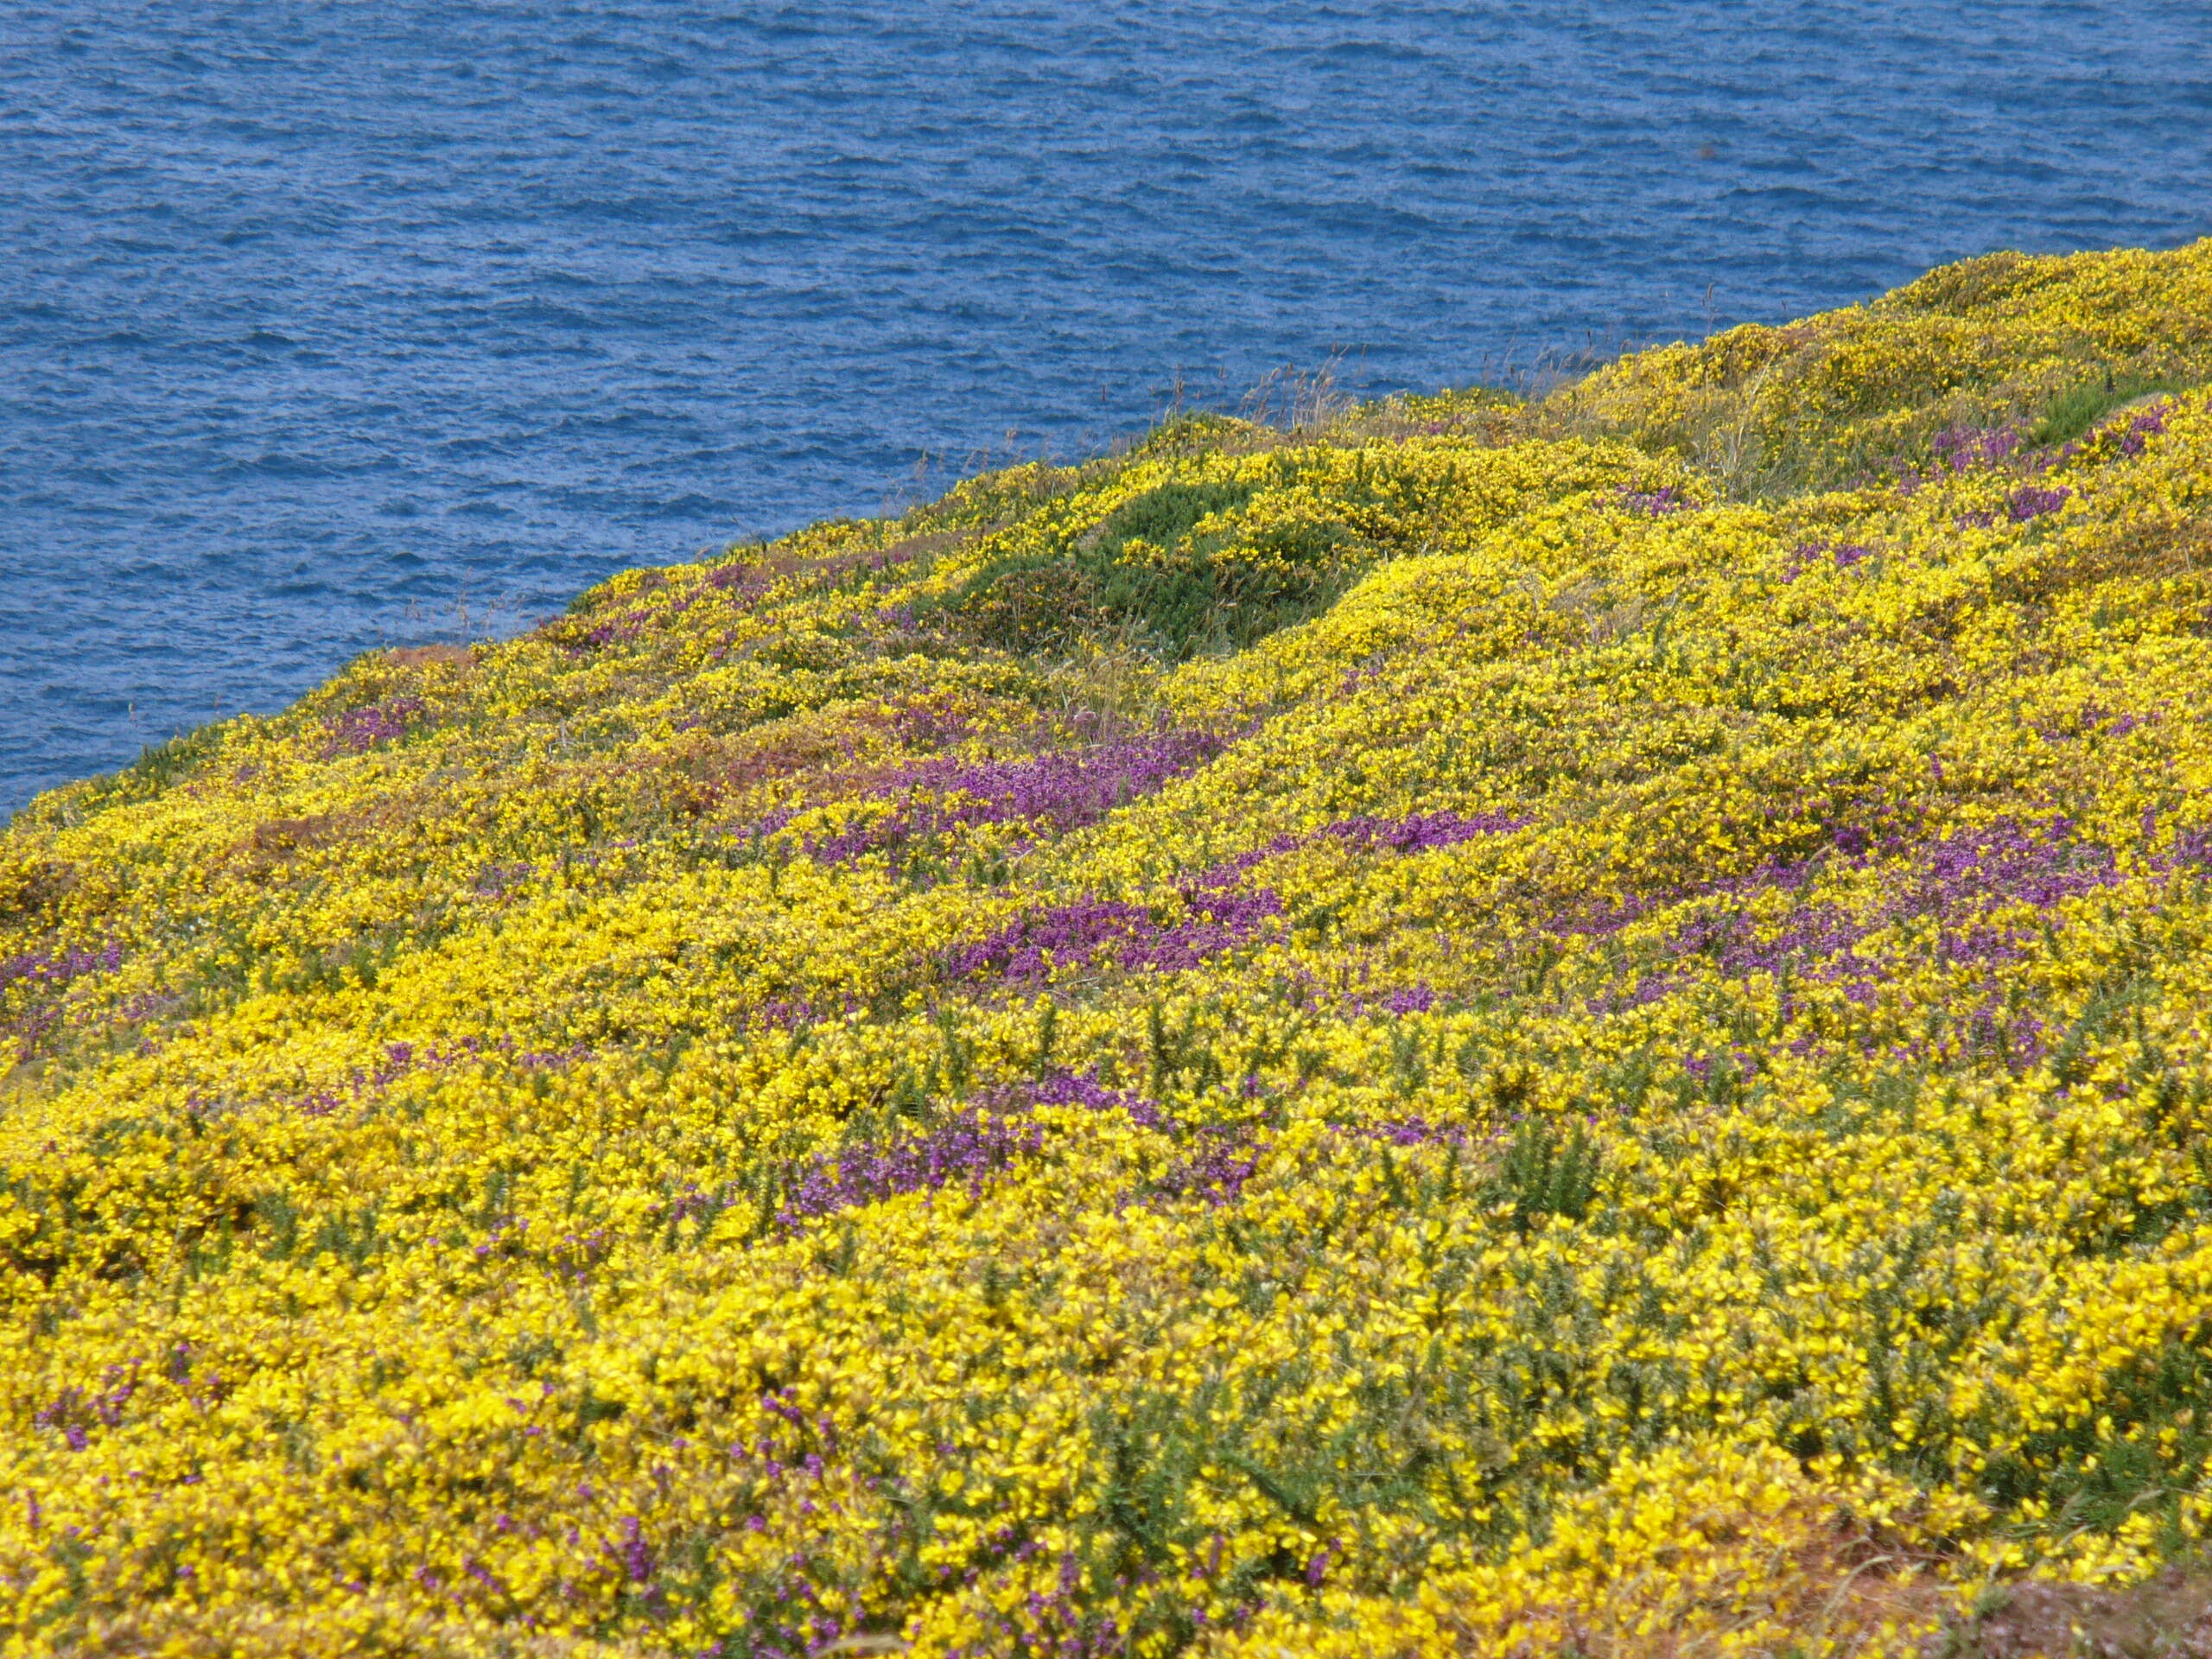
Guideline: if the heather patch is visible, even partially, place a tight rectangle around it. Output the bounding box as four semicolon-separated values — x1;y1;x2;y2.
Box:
946;886;1285;985
802;730;1224;864
321;696;424;756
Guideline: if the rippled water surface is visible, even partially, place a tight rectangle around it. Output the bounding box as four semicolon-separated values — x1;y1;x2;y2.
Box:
3;1;2209;812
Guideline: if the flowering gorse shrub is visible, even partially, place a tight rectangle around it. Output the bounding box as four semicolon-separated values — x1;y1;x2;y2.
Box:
6;240;2212;1657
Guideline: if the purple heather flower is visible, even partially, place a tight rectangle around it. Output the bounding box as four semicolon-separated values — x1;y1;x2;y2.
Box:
1783;542;1874;581
1910;817;2116;912
1931;423;2022;473
0;940;123;992
2161;828;2212;871
779;1110;1047;1224
575;607;654;647
804;731;1226;863
619;1516;654;1585
516;1042;594;1070
887;700;969;747
323;697;424;756
708;562;772;596
2007;484;2071;522
1026;1069;1169;1129
2116;403;2168;457
1584;816;2148;1015
1358;1117;1468;1147
1618;484;1691;517
1319;810;1523;853
1158;1130;1258;1206
33;1395;89;1452
948;887;1282;984
946;810;1516;987
784;1070;1186;1226
1022;1070;1139;1114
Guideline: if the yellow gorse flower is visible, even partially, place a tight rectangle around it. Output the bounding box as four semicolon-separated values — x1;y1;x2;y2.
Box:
5;240;2212;1656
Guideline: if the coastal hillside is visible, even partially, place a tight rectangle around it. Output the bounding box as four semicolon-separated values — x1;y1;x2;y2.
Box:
8;241;2212;1656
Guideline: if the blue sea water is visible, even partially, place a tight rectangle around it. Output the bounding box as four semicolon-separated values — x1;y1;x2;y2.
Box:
3;3;2209;815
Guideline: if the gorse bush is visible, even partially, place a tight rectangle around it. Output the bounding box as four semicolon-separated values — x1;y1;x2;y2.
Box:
935;452;1420;660
1543;244;2212;495
6;239;2212;1657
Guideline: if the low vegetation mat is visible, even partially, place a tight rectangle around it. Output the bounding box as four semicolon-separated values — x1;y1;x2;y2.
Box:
9;241;2212;1656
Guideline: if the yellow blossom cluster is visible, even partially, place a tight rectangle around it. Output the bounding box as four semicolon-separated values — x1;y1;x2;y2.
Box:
5;239;2212;1657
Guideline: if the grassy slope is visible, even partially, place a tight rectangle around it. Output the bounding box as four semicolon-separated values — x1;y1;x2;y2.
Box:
6;241;2212;1656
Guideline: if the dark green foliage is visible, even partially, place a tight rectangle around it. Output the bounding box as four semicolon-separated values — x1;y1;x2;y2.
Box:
1974;1332;2212;1554
252;1188;303;1261
309;1205;387;1271
2031;374;2180;447
1486;1120;1599;1236
938;473;1365;662
1096;477;1262;560
1065;1369;1466;1642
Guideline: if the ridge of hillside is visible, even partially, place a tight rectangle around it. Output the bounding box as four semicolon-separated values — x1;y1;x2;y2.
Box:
7;239;2212;1657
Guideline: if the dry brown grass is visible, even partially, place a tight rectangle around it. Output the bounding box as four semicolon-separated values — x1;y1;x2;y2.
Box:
387;644;475;670
1942;1566;2212;1659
